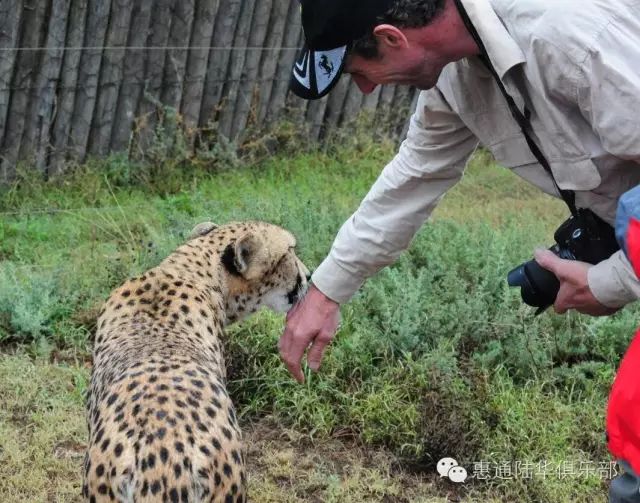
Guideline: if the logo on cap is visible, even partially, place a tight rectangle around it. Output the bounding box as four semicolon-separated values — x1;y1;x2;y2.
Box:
314;47;346;94
293;51;311;90
319;55;334;76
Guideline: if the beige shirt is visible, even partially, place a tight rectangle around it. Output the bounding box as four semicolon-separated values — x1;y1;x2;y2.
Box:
312;0;640;307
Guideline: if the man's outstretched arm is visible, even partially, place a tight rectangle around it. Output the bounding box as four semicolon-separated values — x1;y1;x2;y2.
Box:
279;88;479;382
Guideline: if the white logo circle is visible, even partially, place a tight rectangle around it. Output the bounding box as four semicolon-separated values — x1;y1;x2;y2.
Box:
437;457;459;478
447;465;468;483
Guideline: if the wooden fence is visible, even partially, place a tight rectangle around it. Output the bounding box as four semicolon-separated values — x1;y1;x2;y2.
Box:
0;0;419;182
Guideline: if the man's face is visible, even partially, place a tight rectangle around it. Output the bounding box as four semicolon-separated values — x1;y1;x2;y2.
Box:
345;35;450;93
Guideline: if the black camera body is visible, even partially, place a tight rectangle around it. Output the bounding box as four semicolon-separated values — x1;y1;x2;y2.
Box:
507;208;620;313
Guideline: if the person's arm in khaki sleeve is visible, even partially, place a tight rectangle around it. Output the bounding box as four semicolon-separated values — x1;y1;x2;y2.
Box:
580;21;640;310
279;88;479;382
535;18;640;314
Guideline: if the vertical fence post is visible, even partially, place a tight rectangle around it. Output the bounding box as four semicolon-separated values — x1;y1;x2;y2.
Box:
198;0;242;128
390;86;413;140
217;0;256;140
256;0;289;125
322;76;350;130
283;29;309;124
49;0;88;176
376;84;397;135
160;0;196;113
340;81;365;128
0;0;23;183
68;0;112;162
32;0;72;176
264;0;302;124
88;0;135;157
134;0;174;154
109;0;154;153
400;89;420;141
15;1;51;166
230;0;273;141
181;0;219;129
1;0;49;175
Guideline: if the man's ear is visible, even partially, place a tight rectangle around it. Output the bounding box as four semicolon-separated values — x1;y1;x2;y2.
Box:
188;221;218;239
372;24;409;50
222;234;264;280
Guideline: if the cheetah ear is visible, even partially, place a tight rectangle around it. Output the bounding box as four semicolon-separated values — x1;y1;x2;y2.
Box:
222;234;266;280
188;222;218;239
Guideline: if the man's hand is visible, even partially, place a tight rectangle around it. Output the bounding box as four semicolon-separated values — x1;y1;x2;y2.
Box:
278;284;341;383
534;248;618;316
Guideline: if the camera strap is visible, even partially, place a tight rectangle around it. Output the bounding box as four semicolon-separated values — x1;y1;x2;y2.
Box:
453;0;578;217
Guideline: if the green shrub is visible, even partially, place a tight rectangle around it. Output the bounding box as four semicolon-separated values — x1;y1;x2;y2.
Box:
0;265;68;344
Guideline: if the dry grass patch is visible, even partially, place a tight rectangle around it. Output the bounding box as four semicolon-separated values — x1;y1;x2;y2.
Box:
0;354;486;503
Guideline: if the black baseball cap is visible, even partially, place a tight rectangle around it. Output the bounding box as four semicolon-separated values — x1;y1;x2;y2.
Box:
290;0;395;100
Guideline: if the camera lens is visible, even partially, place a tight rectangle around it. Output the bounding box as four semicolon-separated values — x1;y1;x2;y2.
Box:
507;259;560;311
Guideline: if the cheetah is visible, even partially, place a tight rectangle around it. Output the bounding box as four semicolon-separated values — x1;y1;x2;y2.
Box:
83;221;310;502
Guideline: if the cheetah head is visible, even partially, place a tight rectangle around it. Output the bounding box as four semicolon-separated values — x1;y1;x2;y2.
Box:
190;221;310;322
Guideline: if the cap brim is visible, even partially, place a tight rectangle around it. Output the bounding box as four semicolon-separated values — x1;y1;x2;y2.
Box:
290;45;347;100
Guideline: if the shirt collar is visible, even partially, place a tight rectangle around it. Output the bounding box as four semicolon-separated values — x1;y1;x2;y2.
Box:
459;0;525;79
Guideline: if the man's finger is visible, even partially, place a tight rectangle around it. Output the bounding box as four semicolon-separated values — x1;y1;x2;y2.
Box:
534;248;563;277
553;298;569;314
279;324;311;383
552;289;565;313
285;358;305;383
283;344;306;383
306;331;333;371
278;324;292;360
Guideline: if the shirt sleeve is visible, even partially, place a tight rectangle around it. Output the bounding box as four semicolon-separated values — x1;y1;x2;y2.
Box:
589;250;640;308
578;17;640;306
312;88;479;304
591;185;640;308
575;19;640;163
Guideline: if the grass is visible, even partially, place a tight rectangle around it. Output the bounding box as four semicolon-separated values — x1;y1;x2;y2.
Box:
0;135;634;501
0;355;457;503
0;355;88;502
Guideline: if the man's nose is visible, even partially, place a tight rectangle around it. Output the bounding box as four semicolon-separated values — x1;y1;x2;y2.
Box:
351;74;378;94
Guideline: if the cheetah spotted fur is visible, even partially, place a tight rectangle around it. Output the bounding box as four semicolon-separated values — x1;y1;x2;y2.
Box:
83;221;309;502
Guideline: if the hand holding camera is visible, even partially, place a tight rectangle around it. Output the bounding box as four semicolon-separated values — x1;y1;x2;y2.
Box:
533;248;619;316
508;208;620;315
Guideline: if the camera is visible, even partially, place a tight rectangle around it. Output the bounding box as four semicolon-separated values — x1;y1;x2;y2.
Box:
507;208;619;313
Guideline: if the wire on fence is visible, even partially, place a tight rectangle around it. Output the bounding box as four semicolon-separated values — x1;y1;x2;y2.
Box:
0;203;153;217
0;46;302;52
0;76;296;93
